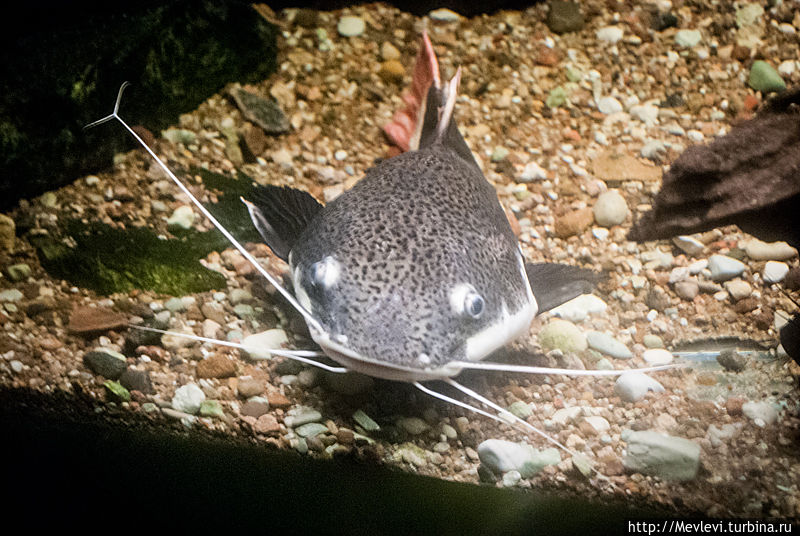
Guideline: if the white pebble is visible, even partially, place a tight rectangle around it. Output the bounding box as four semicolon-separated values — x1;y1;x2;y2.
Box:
763;261;789;283
778;60;797;77
429;8;460;21
596;26;624;44
724;280;751;301
642;348;674;366
615;373;665;402
593;190;629;227
687;130;704;142
597;96;623;115
171;384;206;415
674;29;702;48
242;329;289;360
707;254;746;282
630;104;659;126
337;16;365;37
672;235;704;257
549;294;608;323
519;161;548;181
744;239;797;261
742;402;778;426
688;259;708;274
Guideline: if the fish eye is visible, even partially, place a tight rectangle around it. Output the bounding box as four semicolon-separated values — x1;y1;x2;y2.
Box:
450;283;485;319
464;292;485;319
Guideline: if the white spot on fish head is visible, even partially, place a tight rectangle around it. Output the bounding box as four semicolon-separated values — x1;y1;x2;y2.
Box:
310;256;341;289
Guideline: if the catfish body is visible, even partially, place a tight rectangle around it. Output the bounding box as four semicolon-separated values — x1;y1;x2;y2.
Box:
288;143;535;379
245;34;596;381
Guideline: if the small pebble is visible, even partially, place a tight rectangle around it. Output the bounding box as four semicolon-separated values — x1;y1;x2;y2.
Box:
83;349;127;380
428;8;460;21
337;16;365;37
707;254;746;282
397;417;430;435
0;289;24;302
642;348;673;365
716;349;746;372
748;61;786;93
723;280;751;301
0;214;15;253
640;140;666;161
614;373;665;402
586;331;632;359
593;190;628;227
237;377;264;398
674;280;699;301
551;406;582;426
199;400;225;419
630;104;659;126
674;29;702;47
546;0;584;34
642;334;664;349
353;409;381;432
538;319;587;353
672;236;704;257
380;41;400;61
763;261;789;283
596;26;623;44
502;470;521;487
295;422;329;438
286;408;322;428
241;329;289;360
378;60;405;83
166;205;195;230
596;96;623;115
477;439;560;478
742;401;778;426
507;401;533;419
519;161;547;181
5;263;31;282
582;416;610;434
171;383;205;415
623;431;700;481
743;239;797;261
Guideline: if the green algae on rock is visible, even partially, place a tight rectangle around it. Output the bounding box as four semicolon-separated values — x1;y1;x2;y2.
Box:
33;221;227;296
31;168;265;296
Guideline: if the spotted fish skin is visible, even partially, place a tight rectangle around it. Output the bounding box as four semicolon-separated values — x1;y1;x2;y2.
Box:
246;34;600;380
289;142;533;371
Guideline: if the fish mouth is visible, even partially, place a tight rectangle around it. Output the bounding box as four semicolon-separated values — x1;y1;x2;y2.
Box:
308;326;464;382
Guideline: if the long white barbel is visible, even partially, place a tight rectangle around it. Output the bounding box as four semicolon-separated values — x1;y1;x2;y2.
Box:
85;83;324;335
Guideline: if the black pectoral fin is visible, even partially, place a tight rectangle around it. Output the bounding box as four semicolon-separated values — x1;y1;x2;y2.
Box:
525;262;604;314
780;313;800;364
244;185;323;261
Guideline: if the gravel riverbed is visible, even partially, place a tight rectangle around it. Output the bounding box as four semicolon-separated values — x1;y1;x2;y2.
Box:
1;0;798;520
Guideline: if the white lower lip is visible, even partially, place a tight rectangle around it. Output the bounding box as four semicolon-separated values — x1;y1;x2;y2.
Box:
309;326;464;382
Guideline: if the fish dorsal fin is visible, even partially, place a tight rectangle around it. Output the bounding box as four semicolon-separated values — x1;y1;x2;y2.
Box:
383;31;440;152
383;32;478;167
242;185;323;262
417;67;479;168
525;263;604;313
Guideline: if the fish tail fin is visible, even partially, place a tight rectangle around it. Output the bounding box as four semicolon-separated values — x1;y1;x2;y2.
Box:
383;32;477;166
